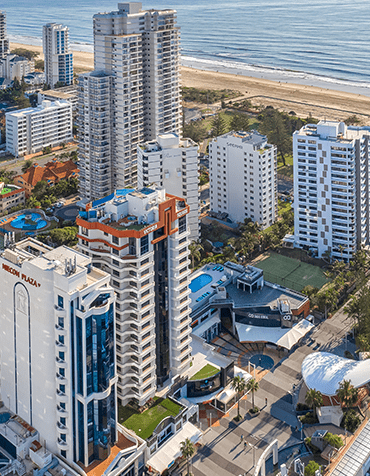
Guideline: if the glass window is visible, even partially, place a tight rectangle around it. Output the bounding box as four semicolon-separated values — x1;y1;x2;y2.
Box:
58;295;64;308
58;317;64;328
140;235;149;255
178;216;187;234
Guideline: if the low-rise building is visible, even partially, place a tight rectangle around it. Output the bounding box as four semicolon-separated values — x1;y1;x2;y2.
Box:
5;100;73;157
209;131;277;229
14;158;78;198
0;54;35;81
24;71;45;86
0;182;25;212
38;88;78;114
137;133;199;241
190;261;312;351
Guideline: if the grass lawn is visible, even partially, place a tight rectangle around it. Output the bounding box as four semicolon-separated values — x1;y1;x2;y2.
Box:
256;252;330;292
118;397;183;440
190;364;220;381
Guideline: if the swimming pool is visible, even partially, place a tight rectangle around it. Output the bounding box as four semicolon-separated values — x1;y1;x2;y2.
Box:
190;273;213;293
11;213;47;230
250;354;274;370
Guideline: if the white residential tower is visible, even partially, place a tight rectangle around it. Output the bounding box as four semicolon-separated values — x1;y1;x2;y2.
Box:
137;133;199;241
43;23;73;88
209;131;277;228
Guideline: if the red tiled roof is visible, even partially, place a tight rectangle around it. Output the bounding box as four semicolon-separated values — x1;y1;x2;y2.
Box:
14;160;79;188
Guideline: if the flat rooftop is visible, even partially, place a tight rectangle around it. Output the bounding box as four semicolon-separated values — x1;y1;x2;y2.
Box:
226;280;306;311
183;335;232;381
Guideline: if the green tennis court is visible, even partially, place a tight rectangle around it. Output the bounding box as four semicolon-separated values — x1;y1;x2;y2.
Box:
256;252;330;292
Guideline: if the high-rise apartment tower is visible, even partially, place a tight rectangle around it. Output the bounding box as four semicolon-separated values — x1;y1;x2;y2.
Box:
77;187;192;406
78;2;181;198
0;11;9;59
0;239;117;468
43;23;73;87
293;121;370;261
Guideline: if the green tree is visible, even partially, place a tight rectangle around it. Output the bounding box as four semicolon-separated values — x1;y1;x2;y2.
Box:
183;121;207;143
259;110;291;166
304;460;320;476
231;375;247;420
336;380;359;414
33;180;49;199
11;48;39;61
305;388;323;418
21;160;33;173
246;378;259;411
34;59;44;70
180;438;195;476
211;113;228;137
49;227;78;246
230;112;249;132
189;241;203;269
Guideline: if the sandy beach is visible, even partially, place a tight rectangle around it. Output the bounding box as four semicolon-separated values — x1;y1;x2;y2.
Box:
11;41;370;124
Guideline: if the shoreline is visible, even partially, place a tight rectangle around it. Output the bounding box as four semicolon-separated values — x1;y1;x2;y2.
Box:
10;41;370;124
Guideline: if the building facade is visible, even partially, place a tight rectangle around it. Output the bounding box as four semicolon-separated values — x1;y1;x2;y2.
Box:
0;54;35;81
6;100;73;157
77;2;182;197
293;121;370;261
77;71;114;200
0;11;9;59
76;187;192;406
137;133;199;241
43;23;73;87
0;182;25;212
0;239;117;469
209;131;277;228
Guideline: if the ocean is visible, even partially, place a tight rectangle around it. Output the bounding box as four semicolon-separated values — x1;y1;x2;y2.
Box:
4;0;370;95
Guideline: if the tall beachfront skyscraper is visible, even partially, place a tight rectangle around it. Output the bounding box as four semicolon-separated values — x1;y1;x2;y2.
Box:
293;120;370;261
0;11;9;59
43;23;74;88
0;239;117;468
77;187;192;406
78;2;182;199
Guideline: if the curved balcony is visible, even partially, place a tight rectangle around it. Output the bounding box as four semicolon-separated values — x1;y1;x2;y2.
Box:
56;405;68;417
57;421;69;433
55;356;67;368
56;389;68;403
57;438;68;450
55;340;67;351
55;325;67;338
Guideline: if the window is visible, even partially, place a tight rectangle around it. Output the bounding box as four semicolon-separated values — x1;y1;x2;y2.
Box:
178;216;187;234
180;306;188;314
141;257;149;266
112;248;119;255
58;295;64;308
140;235;149;255
112;235;119;245
58;317;64;328
142;309;151;319
179;266;188;274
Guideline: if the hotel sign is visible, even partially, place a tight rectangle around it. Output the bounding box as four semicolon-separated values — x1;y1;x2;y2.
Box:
177;209;187;218
143;224;158;235
2;263;41;287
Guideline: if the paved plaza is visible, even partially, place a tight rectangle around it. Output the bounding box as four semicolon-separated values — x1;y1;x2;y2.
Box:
174;303;356;476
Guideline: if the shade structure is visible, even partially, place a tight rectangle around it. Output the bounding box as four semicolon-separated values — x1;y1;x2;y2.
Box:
236;319;313;350
147;422;202;474
302;352;370;396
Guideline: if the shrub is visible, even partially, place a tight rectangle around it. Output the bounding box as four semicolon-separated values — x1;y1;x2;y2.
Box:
296;403;309;412
304;437;321;455
341;409;361;433
324;432;343;449
305;460;320;476
249;406;259;414
300;412;318;425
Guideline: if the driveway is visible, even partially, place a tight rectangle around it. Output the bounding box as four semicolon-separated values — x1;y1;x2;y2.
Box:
55;204;80;222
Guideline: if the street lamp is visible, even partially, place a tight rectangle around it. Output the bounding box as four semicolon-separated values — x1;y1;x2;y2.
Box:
248;441;257;468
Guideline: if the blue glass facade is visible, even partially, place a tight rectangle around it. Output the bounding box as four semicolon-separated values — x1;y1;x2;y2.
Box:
86;303;115;395
74;298;116;466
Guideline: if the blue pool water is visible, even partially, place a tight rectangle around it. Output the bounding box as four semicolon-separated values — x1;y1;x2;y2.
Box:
0;413;11;424
11;213;47;230
190;273;213;293
250;354;274;370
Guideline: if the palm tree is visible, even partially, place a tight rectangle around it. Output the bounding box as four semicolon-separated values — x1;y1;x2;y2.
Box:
336;379;359;413
231;375;247;420
180;438;195;476
305;388;323;418
246;378;259;411
189;241;203;269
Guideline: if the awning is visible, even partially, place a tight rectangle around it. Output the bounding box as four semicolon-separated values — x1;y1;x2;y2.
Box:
236;319;313;350
147;422;202;474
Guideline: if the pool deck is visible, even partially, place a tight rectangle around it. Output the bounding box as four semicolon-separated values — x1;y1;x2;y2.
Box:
189;265;229;307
